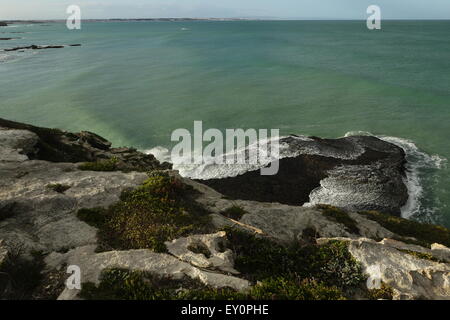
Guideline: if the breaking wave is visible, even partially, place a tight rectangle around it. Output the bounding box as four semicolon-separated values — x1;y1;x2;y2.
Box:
344;131;446;220
146;132;445;221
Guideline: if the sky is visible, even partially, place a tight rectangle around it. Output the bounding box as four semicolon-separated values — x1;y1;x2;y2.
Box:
1;0;450;20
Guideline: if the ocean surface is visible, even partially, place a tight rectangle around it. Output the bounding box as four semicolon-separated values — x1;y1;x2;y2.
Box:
0;20;448;226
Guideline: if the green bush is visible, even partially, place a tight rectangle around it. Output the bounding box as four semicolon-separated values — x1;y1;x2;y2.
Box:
367;282;394;300
77;172;212;253
223;228;366;289
359;210;450;248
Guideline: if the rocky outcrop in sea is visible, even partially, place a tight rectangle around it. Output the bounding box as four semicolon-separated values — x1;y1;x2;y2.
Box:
0;118;449;300
200;135;408;215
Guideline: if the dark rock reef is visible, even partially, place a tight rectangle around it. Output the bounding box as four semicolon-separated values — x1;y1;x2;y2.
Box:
0;117;171;172
3;44;81;52
200;135;409;216
0;22;7;27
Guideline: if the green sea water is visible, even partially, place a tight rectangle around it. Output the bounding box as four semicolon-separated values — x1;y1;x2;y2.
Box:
0;20;448;225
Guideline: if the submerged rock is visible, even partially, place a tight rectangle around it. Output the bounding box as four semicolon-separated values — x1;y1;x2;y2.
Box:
3;44;81;52
200;135;408;215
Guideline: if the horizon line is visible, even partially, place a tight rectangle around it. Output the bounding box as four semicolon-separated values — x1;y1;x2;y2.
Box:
2;18;450;22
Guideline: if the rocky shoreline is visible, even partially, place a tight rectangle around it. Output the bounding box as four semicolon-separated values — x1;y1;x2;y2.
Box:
1;118;449;300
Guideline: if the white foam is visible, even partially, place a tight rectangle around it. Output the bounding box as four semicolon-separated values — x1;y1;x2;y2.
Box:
146;132;445;221
152;136;284;179
144;146;171;163
0;53;14;63
344;131;446;220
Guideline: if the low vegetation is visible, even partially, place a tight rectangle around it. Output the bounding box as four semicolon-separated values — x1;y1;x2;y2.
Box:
76;208;108;228
316;204;360;235
220;205;248;220
77;172;212;253
78;157;119;172
367;282;394;300
0;247;45;300
397;249;444;263
187;242;212;258
359;210;450;248
46;183;71;193
223;228;366;290
0;201;16;221
79;268;345;300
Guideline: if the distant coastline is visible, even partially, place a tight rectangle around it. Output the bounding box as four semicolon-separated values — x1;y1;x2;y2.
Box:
0;18;260;24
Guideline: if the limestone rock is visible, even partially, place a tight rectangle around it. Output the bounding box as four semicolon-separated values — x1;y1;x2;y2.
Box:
431;243;450;263
46;245;250;300
165;231;239;274
0;158;148;253
0;118;171;171
319;237;450;300
0;128;39;162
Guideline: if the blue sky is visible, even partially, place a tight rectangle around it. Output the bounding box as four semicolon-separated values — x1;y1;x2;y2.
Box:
1;0;449;20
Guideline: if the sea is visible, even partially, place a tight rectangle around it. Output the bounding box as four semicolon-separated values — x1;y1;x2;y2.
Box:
0;20;448;226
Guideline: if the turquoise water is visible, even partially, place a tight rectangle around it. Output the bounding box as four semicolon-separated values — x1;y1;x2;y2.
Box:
0;21;448;225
